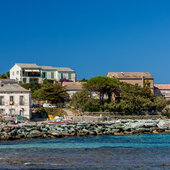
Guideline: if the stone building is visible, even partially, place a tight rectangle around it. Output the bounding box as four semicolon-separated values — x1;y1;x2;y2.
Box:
62;82;85;99
10;63;76;83
154;84;170;100
107;72;154;89
0;80;31;119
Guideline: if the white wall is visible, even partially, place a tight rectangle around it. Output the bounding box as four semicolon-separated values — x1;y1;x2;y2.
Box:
10;64;22;82
57;71;76;82
41;70;56;81
0;92;31;119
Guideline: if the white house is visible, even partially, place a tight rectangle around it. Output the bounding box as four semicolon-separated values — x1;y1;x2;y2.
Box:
10;63;76;83
0;80;31;119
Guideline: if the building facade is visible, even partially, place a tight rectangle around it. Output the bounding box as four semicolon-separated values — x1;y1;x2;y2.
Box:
107;72;154;89
0;80;31;119
10;63;76;83
154;84;170;100
62;82;84;99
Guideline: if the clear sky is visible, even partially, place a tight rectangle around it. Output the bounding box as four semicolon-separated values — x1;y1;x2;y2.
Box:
0;0;170;83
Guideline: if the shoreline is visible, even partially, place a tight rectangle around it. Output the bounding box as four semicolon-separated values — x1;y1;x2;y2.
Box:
0;119;169;140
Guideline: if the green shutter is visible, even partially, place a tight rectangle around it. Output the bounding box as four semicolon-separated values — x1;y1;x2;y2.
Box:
59;73;63;79
42;72;47;79
51;72;54;79
68;73;71;80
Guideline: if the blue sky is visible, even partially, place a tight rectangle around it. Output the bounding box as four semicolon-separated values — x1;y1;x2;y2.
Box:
0;0;170;83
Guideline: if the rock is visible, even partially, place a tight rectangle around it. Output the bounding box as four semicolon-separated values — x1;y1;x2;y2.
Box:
152;130;159;134
111;129;120;133
157;120;168;129
137;128;151;133
144;122;157;128
50;132;60;136
165;130;170;133
130;122;145;129
10;129;18;136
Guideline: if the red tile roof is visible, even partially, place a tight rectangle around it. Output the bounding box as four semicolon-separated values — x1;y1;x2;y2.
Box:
154;84;170;89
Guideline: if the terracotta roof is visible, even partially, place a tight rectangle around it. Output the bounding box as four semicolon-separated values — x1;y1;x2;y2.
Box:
107;72;153;79
154;84;170;90
62;82;85;91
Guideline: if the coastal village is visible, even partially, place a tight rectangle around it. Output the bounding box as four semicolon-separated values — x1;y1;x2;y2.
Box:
0;63;169;140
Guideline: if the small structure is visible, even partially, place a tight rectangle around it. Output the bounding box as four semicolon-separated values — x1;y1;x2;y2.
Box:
154;84;170;100
10;63;76;83
62;82;84;98
0;80;31;119
107;72;154;89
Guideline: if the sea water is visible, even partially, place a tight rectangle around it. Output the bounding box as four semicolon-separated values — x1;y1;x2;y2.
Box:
0;134;169;169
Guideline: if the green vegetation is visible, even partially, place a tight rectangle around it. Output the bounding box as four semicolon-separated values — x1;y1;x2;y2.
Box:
70;76;167;115
34;107;67;118
84;76;120;104
20;82;42;93
32;82;68;106
79;78;88;82
0;71;9;79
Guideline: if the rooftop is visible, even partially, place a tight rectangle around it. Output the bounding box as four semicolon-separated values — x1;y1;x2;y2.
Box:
15;63;74;72
62;82;84;91
154;84;170;90
16;63;40;69
0;79;17;84
0;84;30;92
107;72;153;79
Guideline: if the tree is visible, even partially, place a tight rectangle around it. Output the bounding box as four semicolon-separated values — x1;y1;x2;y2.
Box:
84;76;120;104
33;82;67;106
79;78;88;82
70;76;167;115
0;71;9;79
20;82;42;93
70;89;100;111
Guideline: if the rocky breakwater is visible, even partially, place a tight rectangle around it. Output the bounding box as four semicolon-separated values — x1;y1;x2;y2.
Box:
0;119;170;140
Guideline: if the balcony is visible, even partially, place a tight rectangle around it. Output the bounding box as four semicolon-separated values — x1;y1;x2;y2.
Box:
22;72;41;78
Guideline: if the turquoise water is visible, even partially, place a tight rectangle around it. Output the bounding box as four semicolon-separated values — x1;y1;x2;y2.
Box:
0;134;169;169
0;134;170;149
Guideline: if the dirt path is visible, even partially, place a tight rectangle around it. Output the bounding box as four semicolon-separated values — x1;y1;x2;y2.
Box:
63;109;75;116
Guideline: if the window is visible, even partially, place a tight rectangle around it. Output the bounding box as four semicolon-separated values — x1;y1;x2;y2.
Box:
9;96;14;105
20;96;24;105
42;72;47;79
68;73;71;80
20;109;24;116
135;83;138;86
17;71;19;75
23;78;27;83
9;109;15;114
0;96;4;105
51;72;54;79
13;72;14;76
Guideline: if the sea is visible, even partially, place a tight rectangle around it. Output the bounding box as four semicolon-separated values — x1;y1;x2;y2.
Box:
0;134;169;169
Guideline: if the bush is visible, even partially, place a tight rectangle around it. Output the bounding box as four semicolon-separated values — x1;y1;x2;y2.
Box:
34;107;67;118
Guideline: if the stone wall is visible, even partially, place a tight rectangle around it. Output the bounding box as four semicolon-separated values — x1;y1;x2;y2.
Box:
0;119;169;140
